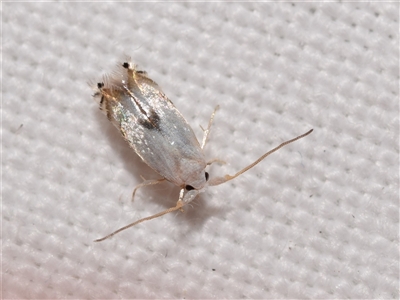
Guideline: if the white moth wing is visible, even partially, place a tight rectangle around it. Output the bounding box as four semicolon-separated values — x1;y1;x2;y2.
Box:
98;67;206;187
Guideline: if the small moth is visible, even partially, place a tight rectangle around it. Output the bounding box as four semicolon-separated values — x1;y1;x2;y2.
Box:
93;62;313;242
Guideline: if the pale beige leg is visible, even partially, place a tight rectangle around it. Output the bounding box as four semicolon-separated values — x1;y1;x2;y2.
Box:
201;105;219;149
132;178;166;202
206;158;226;166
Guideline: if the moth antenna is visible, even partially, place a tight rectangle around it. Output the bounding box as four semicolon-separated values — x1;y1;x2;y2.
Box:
94;200;185;242
209;129;313;186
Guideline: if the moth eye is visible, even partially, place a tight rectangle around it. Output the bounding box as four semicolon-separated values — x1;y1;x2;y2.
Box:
185;185;195;191
205;172;209;181
122;62;129;69
97;82;104;89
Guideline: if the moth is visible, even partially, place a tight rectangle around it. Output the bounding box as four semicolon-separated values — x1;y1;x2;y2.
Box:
93;62;312;241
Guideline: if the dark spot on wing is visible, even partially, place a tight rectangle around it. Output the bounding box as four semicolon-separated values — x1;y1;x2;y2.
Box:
139;109;161;130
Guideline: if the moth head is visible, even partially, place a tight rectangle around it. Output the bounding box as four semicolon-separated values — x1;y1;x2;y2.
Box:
181;171;209;204
184;171;209;191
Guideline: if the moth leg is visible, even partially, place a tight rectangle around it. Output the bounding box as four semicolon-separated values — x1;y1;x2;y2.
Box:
201;105;219;149
207;158;226;166
132;178;166;202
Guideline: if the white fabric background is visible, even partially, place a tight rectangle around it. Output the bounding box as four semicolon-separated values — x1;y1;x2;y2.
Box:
2;2;398;299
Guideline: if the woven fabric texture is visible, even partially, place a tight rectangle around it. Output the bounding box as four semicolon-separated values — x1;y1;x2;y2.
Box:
3;2;399;299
